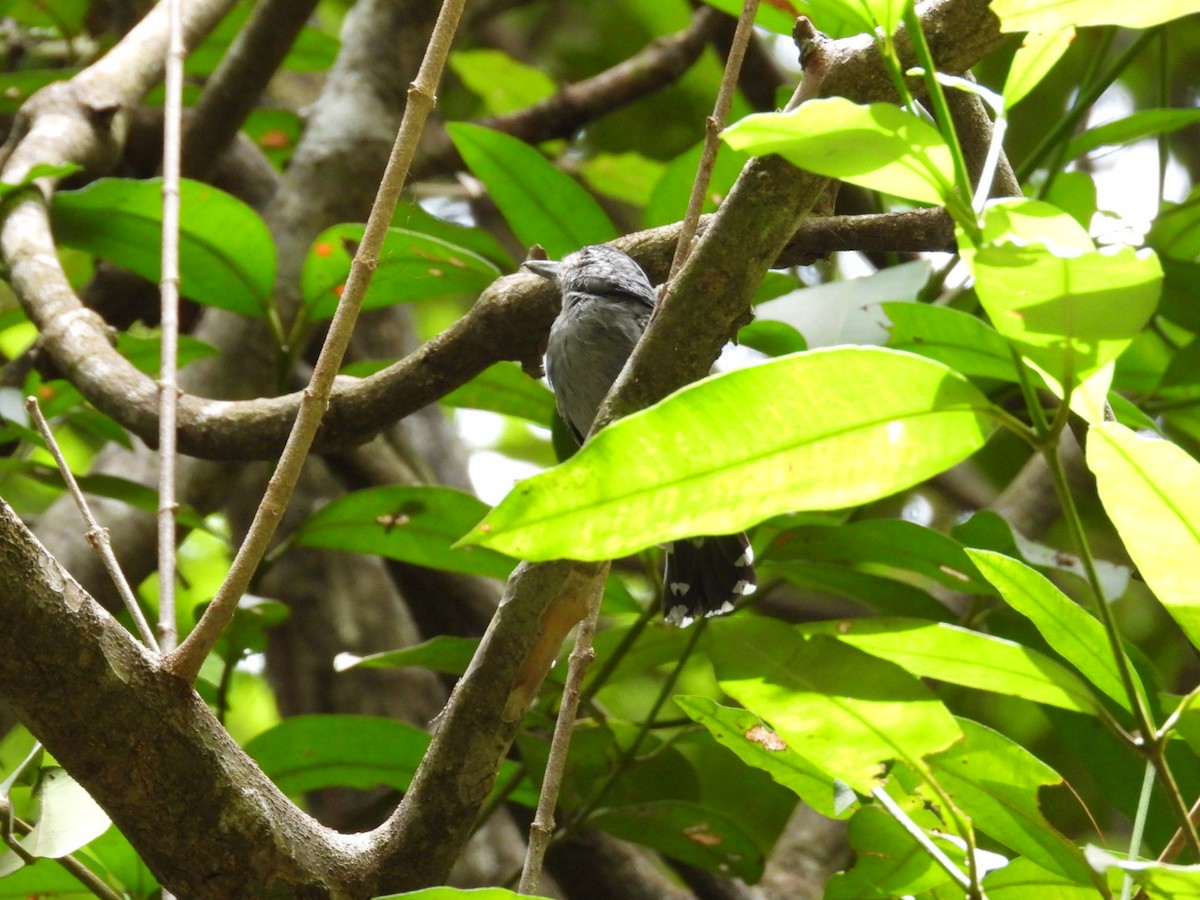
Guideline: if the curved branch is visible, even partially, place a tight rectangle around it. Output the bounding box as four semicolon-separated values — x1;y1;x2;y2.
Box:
412;5;722;179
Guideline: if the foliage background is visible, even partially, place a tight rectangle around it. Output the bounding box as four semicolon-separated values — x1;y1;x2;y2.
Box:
0;0;1199;898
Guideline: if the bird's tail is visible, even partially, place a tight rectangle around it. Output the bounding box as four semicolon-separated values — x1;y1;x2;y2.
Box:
662;534;756;626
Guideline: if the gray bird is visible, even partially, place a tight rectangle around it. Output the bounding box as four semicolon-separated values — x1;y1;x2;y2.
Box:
524;244;755;626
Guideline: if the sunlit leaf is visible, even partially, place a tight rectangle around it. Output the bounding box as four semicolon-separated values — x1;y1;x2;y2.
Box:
447;123;617;259
1087;422;1200;650
992;0;1200;31
1085;846;1200;897
967;549;1134;712
52;178;276;318
825;804;958;898
449;49;556;116
722;98;955;205
802;618;1104;714
462;348;997;561
709;618;962;794
676;695;856;819
21;768;110;859
1004;28;1075;108
885;302;1019;381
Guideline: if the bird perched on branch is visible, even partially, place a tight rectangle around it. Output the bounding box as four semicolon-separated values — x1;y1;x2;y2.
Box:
523;244;755;626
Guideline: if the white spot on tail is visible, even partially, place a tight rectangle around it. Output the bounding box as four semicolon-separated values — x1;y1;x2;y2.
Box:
669;582;690;597
666;605;695;628
736;545;754;567
734;579;756;596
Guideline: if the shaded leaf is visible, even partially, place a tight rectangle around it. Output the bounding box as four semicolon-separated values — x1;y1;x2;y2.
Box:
447;123;617;259
296;486;515;579
441;361;556;427
334;635;480;676
53;178;276;318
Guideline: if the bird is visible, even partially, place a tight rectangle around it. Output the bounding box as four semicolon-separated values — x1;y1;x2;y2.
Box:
523;244;755;626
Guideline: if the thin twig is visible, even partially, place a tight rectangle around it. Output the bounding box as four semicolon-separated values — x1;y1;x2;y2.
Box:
164;0;471;683
25;397;159;651
872;785;971;892
156;0;185;655
518;567;607;895
667;0;759;281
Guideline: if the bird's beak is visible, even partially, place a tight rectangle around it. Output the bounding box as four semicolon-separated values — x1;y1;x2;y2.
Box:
522;258;562;283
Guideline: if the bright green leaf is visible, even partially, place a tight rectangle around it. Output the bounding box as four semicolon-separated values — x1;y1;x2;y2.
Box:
441;361;556;427
1087;422;1200;650
645;140;748;228
52;178;276;318
675;695;856;819
390;201;515;269
737;319;808;357
449;49;557;116
967;549;1134;712
722;98;956;205
579;152;666;208
709;618;962;794
929;719;1097;885
462;348;997;560
446;123;617;259
295;485;515;579
301;224;500;320
802;618;1104;714
967;234;1161;389
992;0;1200;31
763;561;954;621
1066;109;1200;161
885;302;1019;381
1004;28;1075;108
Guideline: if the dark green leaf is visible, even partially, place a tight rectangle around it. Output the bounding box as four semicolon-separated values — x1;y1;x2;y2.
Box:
53;178;276;318
295;485;515;579
301;224;500;320
334;635;480;676
441;362;556;427
737;320;807;357
447;122;617;259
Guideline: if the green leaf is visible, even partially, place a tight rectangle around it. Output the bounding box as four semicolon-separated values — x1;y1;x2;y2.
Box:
676;695;856;819
52;178;276;318
441;361;556;427
967;549;1134;712
764;519;994;594
708;618;962;794
1004;28;1076;108
736;319;808;357
334;635;480;676
1087;422;1200;650
446;123;617;259
449;49;557;116
697;0;800;35
391;201;515;269
885;302;1019;381
246;714;534;806
1066;109;1200;161
375;890;523;900
762;561;955;621
462;347;997;561
965;202;1162;389
295;485;515;579
590;801;767;882
301;224;500;320
0;858;98;898
825;805;957;899
983;857;1107;899
645;140;748;228
992;0;1200;31
117;332;218;374
0;162;81;198
579;152;666;208
722;98;955;205
929;719;1096;885
22;768;110;859
802;618;1104;714
1085;846;1200;897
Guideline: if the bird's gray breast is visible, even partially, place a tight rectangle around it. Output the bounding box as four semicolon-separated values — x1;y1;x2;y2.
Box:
546;292;650;440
